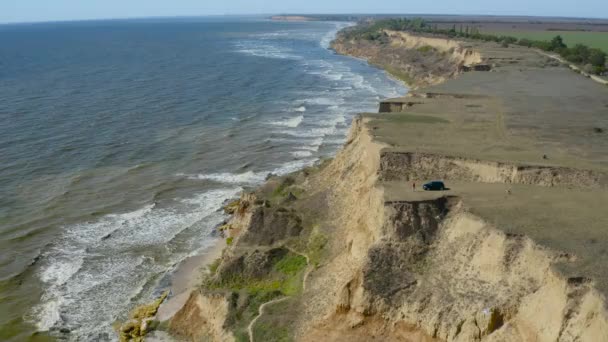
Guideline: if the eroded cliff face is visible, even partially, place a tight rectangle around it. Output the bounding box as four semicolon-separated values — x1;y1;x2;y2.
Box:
384;30;482;66
331;30;485;88
169;291;234;342
297;117;608;342
379;151;606;189
167;117;608;341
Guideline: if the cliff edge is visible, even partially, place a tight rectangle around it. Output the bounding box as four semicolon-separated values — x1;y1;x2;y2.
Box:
159;28;608;342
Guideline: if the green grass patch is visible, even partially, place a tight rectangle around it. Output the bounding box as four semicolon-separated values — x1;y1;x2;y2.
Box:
226;237;234;245
417;45;434;53
231;290;283;342
254;323;291;342
208;251;309;341
274;255;307;276
251;298;299;342
207;252;307;296
380;65;415;85
270;177;306;204
272;177;295;197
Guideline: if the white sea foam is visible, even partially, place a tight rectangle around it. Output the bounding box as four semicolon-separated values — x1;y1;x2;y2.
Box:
273;159;318;175
254;31;292;39
320;22;354;49
322;71;343;81
271;115;304;128
315;115;346;127
310;137;324;147
281;126;337;138
303;97;345;106
29;19;408;339
291;150;313;158
33;297;64;331
31;187;241;337
322;137;347;145
234;41;301;60
179;171;266;185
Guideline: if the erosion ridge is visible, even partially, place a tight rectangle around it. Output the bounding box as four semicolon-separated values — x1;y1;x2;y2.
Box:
153;28;608;341
331;28;485;88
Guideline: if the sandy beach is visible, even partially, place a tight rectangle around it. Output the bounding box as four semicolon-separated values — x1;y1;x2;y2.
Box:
156;239;226;322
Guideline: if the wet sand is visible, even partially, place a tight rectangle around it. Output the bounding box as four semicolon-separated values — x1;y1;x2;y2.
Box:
156;239;226;322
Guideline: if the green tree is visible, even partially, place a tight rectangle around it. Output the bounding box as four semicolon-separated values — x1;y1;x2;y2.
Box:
588;49;606;67
549;35;567;51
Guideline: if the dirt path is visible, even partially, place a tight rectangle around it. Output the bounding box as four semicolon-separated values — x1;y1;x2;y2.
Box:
247;296;290;342
247;246;312;342
539;51;608;85
285;246;312;292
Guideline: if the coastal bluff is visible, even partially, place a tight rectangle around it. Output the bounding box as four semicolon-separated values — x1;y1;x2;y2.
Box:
152;28;608;341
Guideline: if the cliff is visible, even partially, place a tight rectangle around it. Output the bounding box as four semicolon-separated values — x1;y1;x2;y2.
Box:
331;29;486;88
154;28;608;342
165;116;608;341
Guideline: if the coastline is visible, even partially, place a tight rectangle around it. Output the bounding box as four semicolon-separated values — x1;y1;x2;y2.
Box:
4;18;409;341
158;23;608;341
156;238;226;322
150;22;410;330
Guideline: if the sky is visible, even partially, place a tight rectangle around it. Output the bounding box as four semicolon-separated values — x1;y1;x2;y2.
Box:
1;0;607;24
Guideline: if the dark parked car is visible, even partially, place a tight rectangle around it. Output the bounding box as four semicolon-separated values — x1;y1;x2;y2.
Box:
422;181;446;191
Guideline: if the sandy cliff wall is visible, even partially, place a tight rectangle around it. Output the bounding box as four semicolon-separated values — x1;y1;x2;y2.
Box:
384;30;483;67
379;151;606;188
165;115;608;342
297;118;608;341
169;291;234;342
331;30;486;88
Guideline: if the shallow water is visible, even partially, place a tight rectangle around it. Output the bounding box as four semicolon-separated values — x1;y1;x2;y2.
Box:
0;17;406;340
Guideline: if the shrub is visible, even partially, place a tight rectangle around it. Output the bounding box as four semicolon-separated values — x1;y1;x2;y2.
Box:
274;255;307;276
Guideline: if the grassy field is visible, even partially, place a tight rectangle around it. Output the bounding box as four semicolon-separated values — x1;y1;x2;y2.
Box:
484;30;608;52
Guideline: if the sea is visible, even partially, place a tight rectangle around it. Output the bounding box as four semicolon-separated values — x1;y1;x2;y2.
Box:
0;16;406;340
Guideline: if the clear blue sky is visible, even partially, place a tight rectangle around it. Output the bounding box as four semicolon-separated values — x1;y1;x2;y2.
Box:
2;0;607;24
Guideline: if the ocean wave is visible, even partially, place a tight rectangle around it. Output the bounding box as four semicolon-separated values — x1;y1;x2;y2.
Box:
234;41;302;60
253;31;292;39
30;187;241;337
280;125;338;138
295;137;325;152
322;137;346;145
293;106;306;112
177;156;322;187
320;22;354;49
302;97;345;106
273;159;318;175
314;115;346;127
178;171;266;185
322;71;343;81
291;150;313;158
271;115;304;128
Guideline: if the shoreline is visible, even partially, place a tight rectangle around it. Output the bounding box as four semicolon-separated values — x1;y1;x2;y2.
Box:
156;238;226;322
6;18;408;341
152;22;402;326
160;22;608;341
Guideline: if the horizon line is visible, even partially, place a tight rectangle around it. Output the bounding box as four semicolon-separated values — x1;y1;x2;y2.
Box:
2;12;608;26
